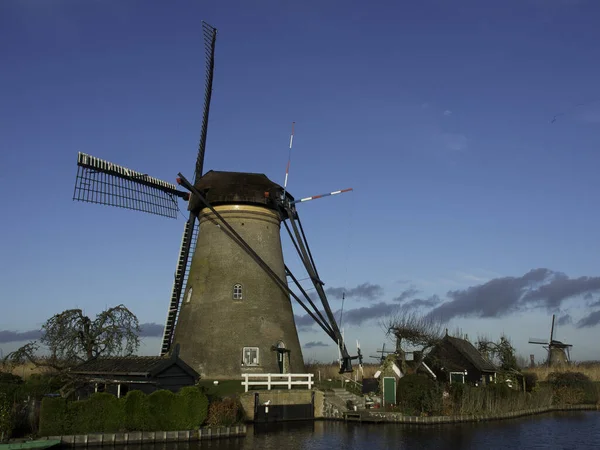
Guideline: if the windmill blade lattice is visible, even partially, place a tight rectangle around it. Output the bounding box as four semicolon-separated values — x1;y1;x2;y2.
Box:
160;22;218;355
160;219;199;355
73;152;187;218
194;21;217;183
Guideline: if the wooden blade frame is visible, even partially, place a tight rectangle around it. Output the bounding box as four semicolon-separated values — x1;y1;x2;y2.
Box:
73;152;187;218
160;22;218;355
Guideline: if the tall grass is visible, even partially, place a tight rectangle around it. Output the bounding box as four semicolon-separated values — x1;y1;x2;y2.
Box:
0;362;52;380
525;362;600;382
450;384;554;415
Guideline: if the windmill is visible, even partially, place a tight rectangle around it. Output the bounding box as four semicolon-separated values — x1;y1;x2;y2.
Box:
71;22;361;378
370;343;396;364
528;314;573;367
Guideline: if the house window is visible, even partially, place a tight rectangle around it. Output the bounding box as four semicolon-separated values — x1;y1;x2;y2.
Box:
233;284;243;300
450;372;466;384
242;347;259;366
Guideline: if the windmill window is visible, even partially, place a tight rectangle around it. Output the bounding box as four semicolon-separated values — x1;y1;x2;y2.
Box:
233;284;243;300
242;347;259;366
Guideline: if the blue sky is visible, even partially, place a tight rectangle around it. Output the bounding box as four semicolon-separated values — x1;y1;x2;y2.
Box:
1;0;600;365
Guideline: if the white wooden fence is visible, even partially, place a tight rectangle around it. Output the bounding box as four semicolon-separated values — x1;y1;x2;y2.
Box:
241;373;314;392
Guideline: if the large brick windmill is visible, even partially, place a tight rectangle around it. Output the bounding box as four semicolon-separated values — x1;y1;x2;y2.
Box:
72;22;360;378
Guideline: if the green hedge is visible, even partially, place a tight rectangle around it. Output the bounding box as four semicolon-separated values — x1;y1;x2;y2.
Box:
39;387;209;436
39;397;70;436
122;390;150;431
175;386;209;430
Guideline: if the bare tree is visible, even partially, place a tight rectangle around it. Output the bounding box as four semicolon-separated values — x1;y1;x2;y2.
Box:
476;333;518;372
381;309;446;371
4;305;141;372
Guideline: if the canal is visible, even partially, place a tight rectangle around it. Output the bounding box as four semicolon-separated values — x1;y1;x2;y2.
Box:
114;411;600;450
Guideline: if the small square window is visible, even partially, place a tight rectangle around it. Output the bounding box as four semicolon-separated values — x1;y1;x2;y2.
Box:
242;347;259;366
233;284;243;300
450;372;465;384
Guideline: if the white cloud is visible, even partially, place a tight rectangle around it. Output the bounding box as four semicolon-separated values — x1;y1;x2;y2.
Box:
443;110;452;116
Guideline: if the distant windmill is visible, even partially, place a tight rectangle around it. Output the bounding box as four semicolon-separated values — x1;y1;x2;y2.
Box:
370;342;397;364
528;314;573;367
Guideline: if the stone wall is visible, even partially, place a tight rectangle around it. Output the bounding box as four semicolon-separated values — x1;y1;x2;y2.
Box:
40;425;246;447
350;404;600;424
320;395;346;420
240;390;320;420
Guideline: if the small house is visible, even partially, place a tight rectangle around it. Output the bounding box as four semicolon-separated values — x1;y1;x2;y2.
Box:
365;353;437;407
425;334;497;386
69;346;199;398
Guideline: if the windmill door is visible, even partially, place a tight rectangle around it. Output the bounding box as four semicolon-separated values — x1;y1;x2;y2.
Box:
383;377;396;406
276;341;287;374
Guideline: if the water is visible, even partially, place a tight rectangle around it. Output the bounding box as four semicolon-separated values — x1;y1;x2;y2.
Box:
114;411;600;450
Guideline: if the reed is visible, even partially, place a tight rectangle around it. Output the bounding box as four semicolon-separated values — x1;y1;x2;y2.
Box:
451;383;554;415
524;362;600;382
0;361;53;379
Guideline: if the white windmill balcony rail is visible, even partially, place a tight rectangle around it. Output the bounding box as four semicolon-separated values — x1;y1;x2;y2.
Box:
241;373;314;392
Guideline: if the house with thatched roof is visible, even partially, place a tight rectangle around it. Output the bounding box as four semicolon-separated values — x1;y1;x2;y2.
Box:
425;333;497;386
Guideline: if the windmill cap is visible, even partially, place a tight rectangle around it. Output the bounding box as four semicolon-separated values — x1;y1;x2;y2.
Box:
189;170;294;212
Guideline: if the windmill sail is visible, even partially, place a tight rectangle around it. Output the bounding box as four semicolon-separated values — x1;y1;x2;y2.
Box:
160;218;199;355
73;152;187;218
194;21;217;183
160;21;218;355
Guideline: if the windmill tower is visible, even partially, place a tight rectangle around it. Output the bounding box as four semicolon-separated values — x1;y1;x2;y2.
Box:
528;314;573;368
71;22;361;378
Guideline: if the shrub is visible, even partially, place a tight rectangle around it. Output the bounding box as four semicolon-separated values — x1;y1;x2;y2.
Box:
0;372;23;403
206;398;241;426
397;374;443;416
0;393;14;440
547;371;598;405
70;393;124;434
122;390;151;431
174;387;209;429
39;397;70;436
148;390;178;431
39;387;210;435
20;374;63;400
0;372;23;386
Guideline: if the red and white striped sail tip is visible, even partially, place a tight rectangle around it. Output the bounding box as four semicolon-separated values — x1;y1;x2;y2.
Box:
289;122;295;149
293;188;353;204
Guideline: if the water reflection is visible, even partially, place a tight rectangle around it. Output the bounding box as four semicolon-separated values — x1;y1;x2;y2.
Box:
110;411;600;450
